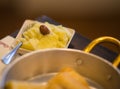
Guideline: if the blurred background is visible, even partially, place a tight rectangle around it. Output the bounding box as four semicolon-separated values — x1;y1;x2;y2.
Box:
0;0;120;51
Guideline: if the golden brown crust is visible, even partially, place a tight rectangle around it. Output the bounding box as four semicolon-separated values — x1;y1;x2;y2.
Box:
46;67;90;89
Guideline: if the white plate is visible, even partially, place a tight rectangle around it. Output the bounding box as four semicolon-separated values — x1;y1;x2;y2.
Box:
12;20;75;54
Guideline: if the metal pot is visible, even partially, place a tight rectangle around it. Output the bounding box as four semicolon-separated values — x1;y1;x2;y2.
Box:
0;36;120;89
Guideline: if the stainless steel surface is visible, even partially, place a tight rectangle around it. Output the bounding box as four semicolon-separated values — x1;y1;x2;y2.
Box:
28;73;103;89
0;49;120;89
1;42;22;64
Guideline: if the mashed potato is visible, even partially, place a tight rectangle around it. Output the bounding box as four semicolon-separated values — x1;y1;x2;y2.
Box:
18;22;72;50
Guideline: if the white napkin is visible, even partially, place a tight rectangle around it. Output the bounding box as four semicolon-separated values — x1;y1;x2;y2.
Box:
0;36;15;80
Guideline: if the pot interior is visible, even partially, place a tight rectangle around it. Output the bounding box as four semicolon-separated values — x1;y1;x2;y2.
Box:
27;72;103;89
1;49;120;89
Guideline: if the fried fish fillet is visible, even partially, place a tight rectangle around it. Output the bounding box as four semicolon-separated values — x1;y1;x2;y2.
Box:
5;81;46;89
5;67;90;89
46;67;90;89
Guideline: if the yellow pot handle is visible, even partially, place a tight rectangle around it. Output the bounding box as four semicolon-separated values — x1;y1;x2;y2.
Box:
83;36;120;67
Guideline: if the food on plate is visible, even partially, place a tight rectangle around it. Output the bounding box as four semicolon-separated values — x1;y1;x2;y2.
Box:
17;22;73;51
40;25;50;35
5;67;90;89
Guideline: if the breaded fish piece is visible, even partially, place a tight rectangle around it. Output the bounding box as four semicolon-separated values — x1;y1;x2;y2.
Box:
5;81;46;89
5;67;90;89
46;67;90;89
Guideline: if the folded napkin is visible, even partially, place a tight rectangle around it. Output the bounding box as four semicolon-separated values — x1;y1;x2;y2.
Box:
0;36;15;80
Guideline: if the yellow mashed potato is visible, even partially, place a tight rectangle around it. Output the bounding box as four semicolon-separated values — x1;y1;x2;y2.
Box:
18;22;72;50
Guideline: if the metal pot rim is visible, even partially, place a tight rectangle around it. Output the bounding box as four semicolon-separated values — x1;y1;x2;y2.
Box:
1;48;120;87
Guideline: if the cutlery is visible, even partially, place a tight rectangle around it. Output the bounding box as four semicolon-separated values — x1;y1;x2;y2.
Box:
1;42;22;64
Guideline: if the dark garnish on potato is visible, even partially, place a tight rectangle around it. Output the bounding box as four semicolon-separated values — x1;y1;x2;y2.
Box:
39;25;50;35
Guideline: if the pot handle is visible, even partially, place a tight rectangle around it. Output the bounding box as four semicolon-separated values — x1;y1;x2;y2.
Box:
83;36;120;67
